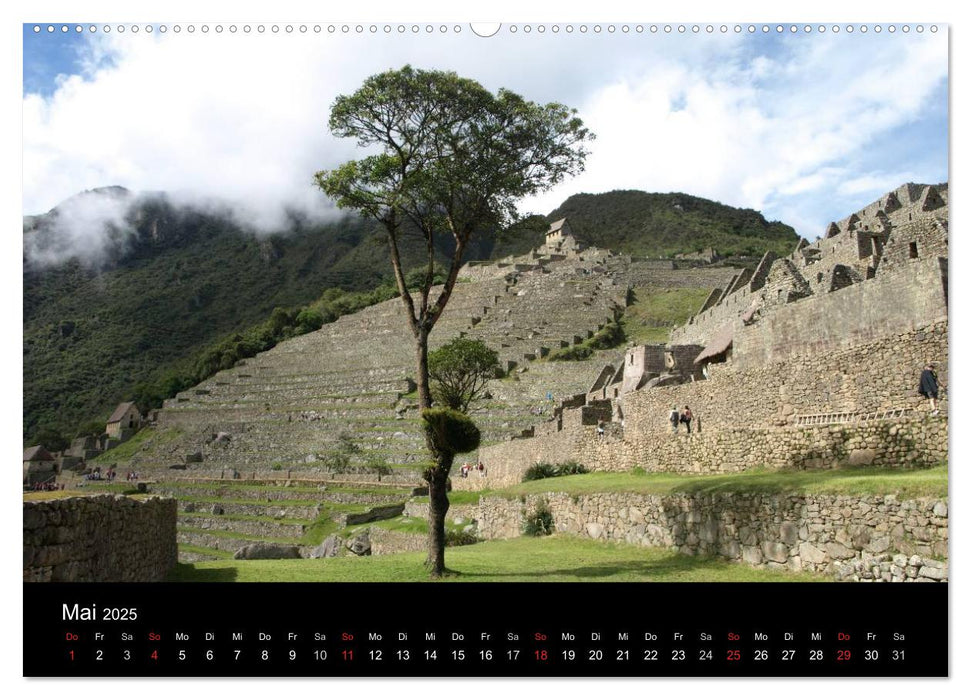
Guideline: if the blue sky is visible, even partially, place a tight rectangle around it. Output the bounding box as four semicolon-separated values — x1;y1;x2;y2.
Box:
22;23;948;245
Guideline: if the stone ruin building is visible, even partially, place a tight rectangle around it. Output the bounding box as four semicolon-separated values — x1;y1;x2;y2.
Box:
473;183;948;487
23;445;56;486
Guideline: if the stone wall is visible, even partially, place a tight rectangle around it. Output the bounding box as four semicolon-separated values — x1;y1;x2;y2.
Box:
470;321;948;488
24;495;178;582
731;258;947;369
474;491;947;582
469;413;947;490
625;321;948;436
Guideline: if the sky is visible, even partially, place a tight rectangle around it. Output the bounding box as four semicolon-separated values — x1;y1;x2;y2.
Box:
22;22;948;253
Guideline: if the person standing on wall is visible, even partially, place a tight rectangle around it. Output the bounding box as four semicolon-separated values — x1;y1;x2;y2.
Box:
680;406;693;434
919;363;944;415
669;406;680;433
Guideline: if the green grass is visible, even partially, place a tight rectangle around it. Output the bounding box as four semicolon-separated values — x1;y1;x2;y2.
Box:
168;535;824;583
494;465;948;500
178;544;233;559
91;427;183;463
620;287;713;345
410;490;482;506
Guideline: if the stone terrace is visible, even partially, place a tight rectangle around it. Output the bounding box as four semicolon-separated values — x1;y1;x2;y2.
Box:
117;253;631;481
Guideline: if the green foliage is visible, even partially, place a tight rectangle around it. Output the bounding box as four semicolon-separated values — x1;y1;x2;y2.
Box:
32;425;69;452
548;321;624;362
420;408;482;457
620;287;714;345
317;65;593;235
522;500;555;536
547;345;592;361
404;267;447;290
522;461;589;482
428;338;500;412
541;190;799;259
22;187;499;446
323;432;362;473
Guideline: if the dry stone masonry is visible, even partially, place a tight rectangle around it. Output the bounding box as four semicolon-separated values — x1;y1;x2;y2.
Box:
24;495;177;582
474;492;947;582
473;183;948;489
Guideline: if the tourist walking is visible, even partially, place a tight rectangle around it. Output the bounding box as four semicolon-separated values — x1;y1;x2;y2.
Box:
597;421;605;439
680;406;693;434
918;363;943;414
669;406;680;433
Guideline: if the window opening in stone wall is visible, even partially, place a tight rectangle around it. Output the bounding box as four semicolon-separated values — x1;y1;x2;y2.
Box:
909;242;919;259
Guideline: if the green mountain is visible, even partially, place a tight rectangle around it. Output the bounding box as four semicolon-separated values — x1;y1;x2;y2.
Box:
23;189;487;445
490;190;799;259
23;186;797;446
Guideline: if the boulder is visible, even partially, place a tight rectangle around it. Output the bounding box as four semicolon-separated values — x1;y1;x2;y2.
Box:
185;451;203;463
346;531;372;556
308;535;342;559
233;543;302;560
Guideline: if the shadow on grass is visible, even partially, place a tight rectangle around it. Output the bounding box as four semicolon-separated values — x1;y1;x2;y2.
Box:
167;562;238;582
484;554;740;580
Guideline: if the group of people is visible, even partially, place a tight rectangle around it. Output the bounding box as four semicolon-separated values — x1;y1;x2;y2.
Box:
669;406;695;434
460;461;486;478
83;466;116;481
29;480;64;492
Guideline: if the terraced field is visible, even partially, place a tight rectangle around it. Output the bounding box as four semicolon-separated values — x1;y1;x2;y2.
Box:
83;250;727;563
95;251;630;482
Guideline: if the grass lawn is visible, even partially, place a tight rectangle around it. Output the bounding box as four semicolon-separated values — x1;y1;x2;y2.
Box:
620;287;713;345
168;534;824;583
491;465;948;500
91;427;183;463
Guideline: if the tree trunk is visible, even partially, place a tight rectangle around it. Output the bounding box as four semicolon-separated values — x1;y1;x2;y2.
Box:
425;455;451;577
416;328;432;410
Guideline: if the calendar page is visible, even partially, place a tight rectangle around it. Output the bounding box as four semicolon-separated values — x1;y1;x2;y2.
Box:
21;16;949;678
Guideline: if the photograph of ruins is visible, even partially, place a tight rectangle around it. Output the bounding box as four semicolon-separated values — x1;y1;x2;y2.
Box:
23;24;947;585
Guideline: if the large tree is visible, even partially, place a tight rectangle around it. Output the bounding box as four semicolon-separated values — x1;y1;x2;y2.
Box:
315;66;592;576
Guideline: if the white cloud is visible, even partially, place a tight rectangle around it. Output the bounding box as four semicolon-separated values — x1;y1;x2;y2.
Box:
23;28;947;259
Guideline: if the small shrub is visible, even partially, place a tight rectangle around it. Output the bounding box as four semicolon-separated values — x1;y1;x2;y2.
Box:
445;530;479;547
365;458;392;476
522;500;554;536
522;460;588;482
270;463;283;471
548;345;593;362
631;466;646;476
